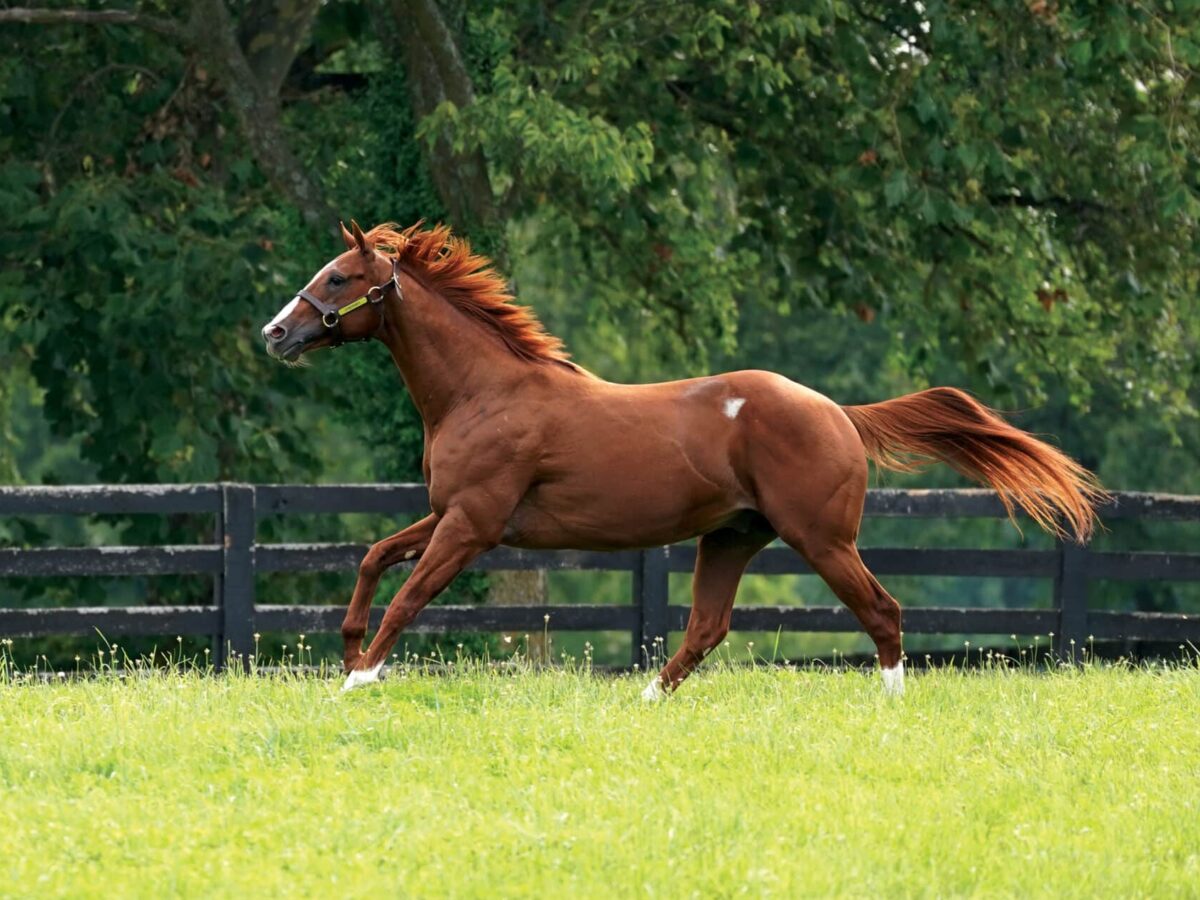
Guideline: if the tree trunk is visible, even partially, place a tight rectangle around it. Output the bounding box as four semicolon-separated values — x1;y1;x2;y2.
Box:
390;0;548;629
391;0;497;235
188;0;331;228
238;0;323;96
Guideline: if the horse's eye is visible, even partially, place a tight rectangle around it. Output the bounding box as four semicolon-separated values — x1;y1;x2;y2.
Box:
328;274;346;287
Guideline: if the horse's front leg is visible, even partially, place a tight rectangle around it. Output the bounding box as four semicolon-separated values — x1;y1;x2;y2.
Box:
342;513;439;672
343;506;499;690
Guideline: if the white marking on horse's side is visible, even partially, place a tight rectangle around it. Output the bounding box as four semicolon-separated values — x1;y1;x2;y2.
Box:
404;550;416;560
342;662;384;693
881;661;905;696
641;676;667;703
723;397;746;419
267;297;300;329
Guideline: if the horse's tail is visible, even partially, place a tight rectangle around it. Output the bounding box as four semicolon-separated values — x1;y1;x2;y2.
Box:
841;387;1107;543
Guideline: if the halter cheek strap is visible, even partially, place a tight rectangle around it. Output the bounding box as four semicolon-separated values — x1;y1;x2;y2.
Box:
294;274;401;347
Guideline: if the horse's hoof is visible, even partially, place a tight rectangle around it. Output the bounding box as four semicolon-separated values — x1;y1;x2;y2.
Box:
342;662;384;693
881;661;905;696
640;676;667;703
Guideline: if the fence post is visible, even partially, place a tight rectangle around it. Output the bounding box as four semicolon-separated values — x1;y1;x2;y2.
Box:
1054;541;1089;663
210;492;225;664
215;483;256;671
633;546;670;669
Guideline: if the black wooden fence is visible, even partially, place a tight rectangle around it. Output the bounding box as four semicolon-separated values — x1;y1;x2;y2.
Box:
1;484;1198;667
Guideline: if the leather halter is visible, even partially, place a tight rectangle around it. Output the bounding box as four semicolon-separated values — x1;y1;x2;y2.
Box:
293;271;401;347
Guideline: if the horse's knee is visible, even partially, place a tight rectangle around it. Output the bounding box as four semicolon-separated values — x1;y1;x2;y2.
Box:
341;606;366;644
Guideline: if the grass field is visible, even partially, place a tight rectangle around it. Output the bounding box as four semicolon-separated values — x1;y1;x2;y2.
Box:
1;656;1197;898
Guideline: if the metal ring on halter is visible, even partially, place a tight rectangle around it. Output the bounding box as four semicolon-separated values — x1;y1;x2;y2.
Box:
322;311;340;328
367;284;386;303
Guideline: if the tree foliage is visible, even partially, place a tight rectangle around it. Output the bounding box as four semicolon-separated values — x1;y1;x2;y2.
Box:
0;17;324;482
1;0;1196;483
436;0;1199;416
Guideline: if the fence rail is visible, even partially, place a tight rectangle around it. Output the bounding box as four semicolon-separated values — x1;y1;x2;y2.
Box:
1;484;1198;667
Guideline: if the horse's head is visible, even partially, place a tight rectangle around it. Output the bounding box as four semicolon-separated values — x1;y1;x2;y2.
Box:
262;220;396;363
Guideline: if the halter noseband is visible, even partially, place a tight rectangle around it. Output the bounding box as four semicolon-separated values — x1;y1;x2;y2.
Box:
293;271;401;347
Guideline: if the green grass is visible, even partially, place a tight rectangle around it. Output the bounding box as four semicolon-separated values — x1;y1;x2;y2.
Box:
1;658;1197;898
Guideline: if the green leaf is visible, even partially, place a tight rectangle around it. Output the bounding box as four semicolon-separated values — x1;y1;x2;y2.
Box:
884;169;911;207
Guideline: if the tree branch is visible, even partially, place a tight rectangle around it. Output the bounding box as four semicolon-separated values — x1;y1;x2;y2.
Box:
237;0;323;95
665;80;745;138
937;223;993;253
850;2;930;56
987;194;1107;215
187;0;332;228
0;7;184;40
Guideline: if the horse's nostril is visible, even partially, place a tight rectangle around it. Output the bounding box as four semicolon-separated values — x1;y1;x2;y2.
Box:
264;323;287;341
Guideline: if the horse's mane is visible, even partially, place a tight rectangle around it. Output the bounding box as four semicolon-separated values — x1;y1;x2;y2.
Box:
366;222;579;371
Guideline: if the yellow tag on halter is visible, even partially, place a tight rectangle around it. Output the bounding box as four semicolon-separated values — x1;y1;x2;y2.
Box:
336;296;369;317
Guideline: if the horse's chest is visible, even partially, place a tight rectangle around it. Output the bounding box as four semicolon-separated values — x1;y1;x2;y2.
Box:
423;421;534;516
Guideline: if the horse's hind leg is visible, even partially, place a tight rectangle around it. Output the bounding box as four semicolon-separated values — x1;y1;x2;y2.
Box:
762;489;905;694
642;523;774;701
800;540;904;694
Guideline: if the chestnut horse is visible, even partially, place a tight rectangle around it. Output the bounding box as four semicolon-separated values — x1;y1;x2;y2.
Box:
262;221;1104;697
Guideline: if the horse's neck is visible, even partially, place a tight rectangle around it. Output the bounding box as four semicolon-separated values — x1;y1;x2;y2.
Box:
377;273;525;427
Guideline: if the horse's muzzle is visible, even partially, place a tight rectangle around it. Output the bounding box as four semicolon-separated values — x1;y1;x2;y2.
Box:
263;330;308;362
263;316;324;361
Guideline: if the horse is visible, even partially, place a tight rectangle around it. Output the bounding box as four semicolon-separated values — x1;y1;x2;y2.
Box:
262;220;1105;698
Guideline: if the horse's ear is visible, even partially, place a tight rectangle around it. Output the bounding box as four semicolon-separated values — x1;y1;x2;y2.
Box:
350;219;373;254
339;221;356;251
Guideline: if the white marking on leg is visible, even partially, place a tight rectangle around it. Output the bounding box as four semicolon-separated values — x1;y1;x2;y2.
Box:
342;661;384;693
723;397;746;419
881;661;905;696
267;297;300;329
641;676;667;703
